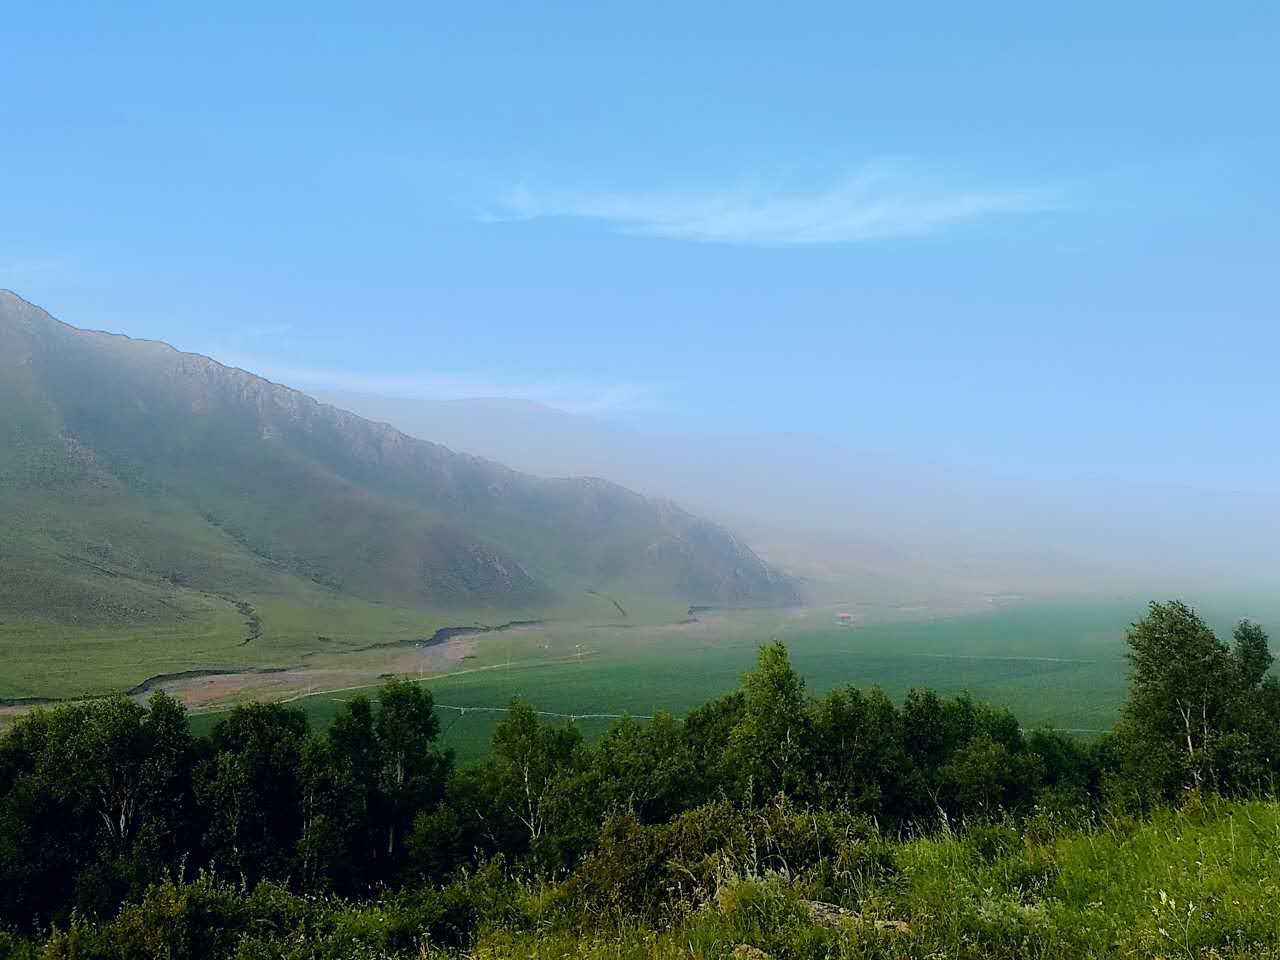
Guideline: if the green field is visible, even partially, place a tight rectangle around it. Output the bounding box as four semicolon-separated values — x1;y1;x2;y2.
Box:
0;560;690;703
189;595;1279;759
0;589;557;702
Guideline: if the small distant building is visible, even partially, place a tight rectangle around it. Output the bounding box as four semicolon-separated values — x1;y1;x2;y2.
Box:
835;611;853;625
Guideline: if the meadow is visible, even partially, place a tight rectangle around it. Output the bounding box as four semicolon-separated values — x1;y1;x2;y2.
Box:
0;591;505;702
18;587;1276;758
191;595;1226;758
0;574;677;703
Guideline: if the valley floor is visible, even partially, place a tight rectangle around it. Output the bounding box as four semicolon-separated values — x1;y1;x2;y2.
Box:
190;597;1142;757
10;593;1277;759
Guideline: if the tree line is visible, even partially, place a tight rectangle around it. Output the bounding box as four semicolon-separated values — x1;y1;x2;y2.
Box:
2;600;1277;936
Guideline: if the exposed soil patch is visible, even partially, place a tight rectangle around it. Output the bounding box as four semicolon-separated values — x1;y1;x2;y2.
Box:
128;666;293;696
183;671;325;707
2;630;495;722
386;634;480;671
663;615;719;633
688;602;803;617
176;631;488;711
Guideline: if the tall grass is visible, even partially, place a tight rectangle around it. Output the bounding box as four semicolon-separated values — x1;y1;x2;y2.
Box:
475;797;1280;959
17;797;1280;959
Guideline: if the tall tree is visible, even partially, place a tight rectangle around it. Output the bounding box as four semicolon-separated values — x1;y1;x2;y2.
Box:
1122;601;1247;791
199;702;309;883
1216;620;1280;792
1233;620;1274;688
589;713;696;823
725;641;812;801
810;685;907;817
0;694;197;924
69;693;195;865
296;733;364;892
490;698;582;852
373;679;450;865
682;690;745;799
326;694;381;885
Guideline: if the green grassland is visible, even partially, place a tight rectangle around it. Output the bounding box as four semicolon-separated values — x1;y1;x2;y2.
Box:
0;454;684;702
202;592;1275;761
0;579;669;702
11;511;1275;763
177;597;1186;758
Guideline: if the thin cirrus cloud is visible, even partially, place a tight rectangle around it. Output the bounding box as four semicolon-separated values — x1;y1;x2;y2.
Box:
192;333;661;416
484;162;1067;246
254;365;660;416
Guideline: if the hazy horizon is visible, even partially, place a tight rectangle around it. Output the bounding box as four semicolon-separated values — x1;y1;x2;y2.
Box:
303;388;1280;604
7;282;1279;604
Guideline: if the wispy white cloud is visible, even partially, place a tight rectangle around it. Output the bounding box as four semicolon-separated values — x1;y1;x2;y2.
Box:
242;363;659;416
484;161;1066;246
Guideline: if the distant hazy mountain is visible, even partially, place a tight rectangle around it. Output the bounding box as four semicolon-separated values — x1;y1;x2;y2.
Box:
0;291;799;624
313;390;1280;603
310;391;1036;600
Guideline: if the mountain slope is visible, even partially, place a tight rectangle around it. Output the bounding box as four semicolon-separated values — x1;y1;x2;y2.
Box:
0;291;799;626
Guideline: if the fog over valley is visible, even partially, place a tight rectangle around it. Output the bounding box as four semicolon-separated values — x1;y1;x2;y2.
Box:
315;391;1280;604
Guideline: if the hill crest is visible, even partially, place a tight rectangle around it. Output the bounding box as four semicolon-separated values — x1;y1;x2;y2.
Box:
0;291;801;618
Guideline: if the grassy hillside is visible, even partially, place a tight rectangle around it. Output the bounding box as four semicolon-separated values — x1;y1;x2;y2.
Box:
0;290;798;697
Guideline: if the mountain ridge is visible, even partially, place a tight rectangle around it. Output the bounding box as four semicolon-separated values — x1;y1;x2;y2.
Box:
0;290;800;622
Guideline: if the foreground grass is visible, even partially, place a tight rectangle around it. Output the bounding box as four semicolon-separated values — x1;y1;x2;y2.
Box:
16;798;1280;959
473;798;1280;960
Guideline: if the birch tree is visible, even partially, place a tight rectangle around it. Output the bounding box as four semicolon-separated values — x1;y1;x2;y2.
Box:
1121;600;1263;792
373;679;448;865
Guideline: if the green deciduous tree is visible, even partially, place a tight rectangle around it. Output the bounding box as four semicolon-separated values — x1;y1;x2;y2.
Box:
726;641;812;802
810;685;907;816
1121;601;1279;795
682;690;745;798
0;693;197;925
489;699;583;861
374;679;451;867
588;713;697;823
198;702;309;884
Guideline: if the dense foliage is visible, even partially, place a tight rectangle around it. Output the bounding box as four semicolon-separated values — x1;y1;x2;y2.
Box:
3;600;1279;958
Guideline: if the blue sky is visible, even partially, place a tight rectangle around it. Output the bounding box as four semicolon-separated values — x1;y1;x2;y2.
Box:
3;1;1278;494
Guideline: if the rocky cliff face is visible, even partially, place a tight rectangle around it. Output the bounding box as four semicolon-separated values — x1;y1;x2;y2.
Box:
0;290;801;612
